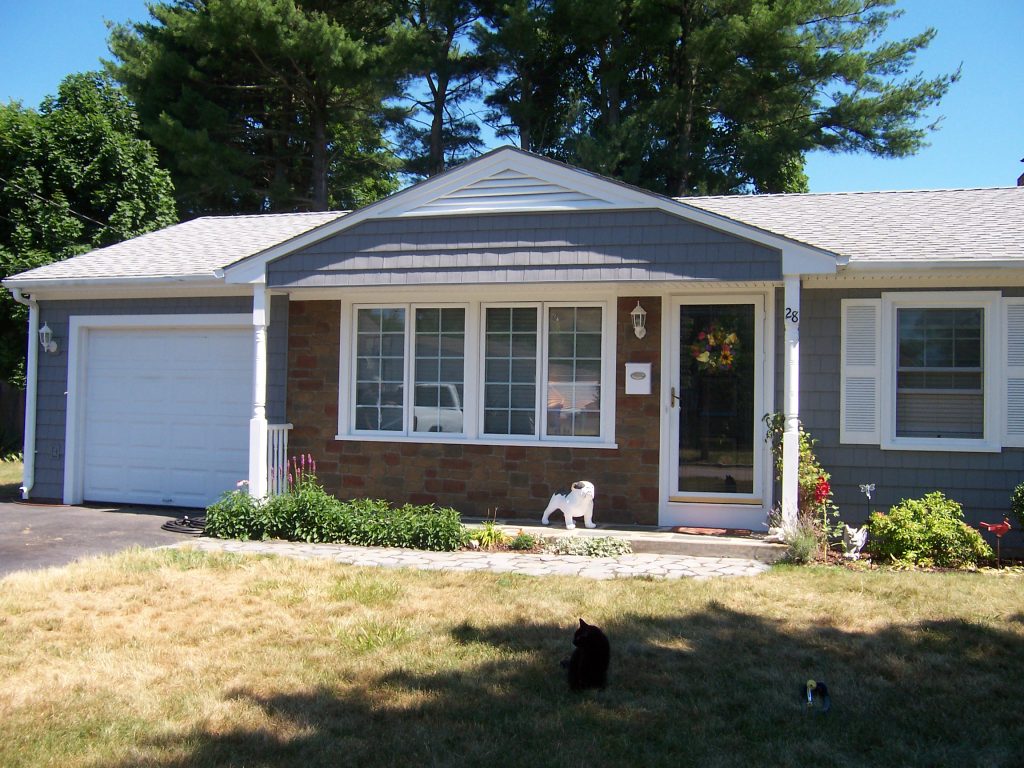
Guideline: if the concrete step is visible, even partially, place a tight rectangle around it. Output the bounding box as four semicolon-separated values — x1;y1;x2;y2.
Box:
463;517;788;564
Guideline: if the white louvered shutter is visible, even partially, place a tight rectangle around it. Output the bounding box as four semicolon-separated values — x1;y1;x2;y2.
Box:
1004;299;1024;446
840;299;882;444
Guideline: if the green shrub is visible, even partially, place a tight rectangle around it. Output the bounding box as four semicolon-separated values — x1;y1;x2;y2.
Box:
292;480;348;542
541;536;632;557
508;531;539;551
204;489;263;540
1010;482;1024;530
204;466;466;551
865;492;993;568
329;499;464;551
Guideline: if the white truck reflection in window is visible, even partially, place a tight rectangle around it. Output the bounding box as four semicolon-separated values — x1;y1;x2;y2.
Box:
413;383;464;433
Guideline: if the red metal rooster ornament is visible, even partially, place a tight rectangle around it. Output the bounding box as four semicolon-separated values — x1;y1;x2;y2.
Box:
979;517;1012;567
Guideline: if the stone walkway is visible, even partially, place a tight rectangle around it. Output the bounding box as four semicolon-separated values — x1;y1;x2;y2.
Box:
176;537;771;580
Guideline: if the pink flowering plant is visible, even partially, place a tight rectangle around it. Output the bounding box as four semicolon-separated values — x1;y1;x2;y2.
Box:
286;453;317;491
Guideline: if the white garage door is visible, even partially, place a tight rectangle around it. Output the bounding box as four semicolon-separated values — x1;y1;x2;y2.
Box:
81;327;253;507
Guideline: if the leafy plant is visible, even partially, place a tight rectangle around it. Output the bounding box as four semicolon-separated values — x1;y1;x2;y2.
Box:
781;518;819;565
541;536;632;557
204;456;466;551
1010;482;1024;530
865;492;993;568
204;489;263;541
473;520;509;550
763;412;841;559
508;531;539;551
337;500;464;551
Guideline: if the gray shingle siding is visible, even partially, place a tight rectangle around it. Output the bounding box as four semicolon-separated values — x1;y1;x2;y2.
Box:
29;296;258;501
266;210;781;288
779;287;1024;528
267;294;288;424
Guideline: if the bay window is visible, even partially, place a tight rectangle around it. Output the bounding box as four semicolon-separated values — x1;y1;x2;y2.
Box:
346;300;610;445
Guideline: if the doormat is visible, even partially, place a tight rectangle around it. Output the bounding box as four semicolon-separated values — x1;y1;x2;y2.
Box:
670;526;754;537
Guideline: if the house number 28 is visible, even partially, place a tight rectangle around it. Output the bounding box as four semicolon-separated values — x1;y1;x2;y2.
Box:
785;307;800;324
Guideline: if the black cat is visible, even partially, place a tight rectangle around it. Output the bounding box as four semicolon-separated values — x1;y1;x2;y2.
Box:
563;618;610;691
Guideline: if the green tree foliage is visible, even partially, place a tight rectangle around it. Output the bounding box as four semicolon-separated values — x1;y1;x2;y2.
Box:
482;0;957;195
108;0;402;215
0;73;176;386
394;0;490;178
109;0;954;197
474;0;581;155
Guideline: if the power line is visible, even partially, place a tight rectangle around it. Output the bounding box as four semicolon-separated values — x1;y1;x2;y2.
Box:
0;174;109;230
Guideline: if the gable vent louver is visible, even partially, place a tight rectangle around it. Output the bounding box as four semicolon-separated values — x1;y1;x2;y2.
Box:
412;169;613;215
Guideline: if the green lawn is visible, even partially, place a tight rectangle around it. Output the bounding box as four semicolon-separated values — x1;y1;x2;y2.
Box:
1;548;1022;768
0;460;21;500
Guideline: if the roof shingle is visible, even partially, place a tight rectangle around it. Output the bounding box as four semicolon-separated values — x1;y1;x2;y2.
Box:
6;185;1022;287
680;187;1024;264
6;211;346;284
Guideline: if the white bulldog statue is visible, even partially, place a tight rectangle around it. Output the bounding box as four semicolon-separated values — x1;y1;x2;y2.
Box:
541;481;597;530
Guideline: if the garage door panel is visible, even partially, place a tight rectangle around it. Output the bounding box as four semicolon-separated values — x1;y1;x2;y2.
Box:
170;421;244;445
81;326;253;507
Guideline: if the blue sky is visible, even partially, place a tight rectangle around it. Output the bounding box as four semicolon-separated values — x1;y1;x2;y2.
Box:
1;0;1020;192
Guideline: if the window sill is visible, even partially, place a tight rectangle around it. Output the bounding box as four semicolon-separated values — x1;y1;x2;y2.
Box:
882;438;1000;453
335;433;619;450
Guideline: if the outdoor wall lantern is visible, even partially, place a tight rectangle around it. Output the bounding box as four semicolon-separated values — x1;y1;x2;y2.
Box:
38;322;58;354
630;302;647;339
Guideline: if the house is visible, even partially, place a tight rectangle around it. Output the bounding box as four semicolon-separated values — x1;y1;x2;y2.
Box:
4;147;1023;535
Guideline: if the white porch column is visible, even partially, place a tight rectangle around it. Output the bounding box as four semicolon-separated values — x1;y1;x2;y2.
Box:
248;286;270;498
781;275;801;532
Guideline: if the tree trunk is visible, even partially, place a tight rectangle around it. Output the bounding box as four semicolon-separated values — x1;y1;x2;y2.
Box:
311;107;329;211
429;73;449;177
672;2;697;197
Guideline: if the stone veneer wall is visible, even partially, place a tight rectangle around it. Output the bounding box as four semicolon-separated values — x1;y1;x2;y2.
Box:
286;297;662;524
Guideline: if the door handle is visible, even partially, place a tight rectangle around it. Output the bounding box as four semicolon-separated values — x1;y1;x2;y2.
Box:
670;387;680;407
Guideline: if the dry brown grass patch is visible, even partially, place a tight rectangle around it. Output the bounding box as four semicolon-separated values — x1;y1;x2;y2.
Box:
1;551;1022;767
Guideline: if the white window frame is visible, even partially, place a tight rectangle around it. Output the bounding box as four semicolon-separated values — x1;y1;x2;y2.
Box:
337;295;617;448
348;302;472;438
881;291;1000;453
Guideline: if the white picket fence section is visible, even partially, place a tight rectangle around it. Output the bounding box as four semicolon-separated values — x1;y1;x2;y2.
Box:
267;423;293;496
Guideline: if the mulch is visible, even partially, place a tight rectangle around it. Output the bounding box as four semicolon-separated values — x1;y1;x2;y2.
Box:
669;526;754;537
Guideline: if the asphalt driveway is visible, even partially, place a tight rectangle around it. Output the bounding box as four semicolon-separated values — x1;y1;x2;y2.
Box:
0;501;198;577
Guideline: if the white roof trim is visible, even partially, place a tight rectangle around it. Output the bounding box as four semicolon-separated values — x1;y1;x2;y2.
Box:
3;274;228;291
843;259;1024;271
223;146;839;284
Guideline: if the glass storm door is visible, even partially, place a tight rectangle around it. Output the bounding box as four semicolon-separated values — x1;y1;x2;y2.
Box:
669;297;764;504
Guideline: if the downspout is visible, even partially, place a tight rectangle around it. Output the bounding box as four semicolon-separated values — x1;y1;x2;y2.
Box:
10;288;38;499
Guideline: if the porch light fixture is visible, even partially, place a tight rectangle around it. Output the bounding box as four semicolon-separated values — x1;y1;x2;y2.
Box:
38;322;58;354
630;302;647;339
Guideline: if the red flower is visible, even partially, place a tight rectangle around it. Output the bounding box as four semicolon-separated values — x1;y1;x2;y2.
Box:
813;476;831;506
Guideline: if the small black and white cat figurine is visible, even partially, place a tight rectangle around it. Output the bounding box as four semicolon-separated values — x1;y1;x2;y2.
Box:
563;618;610;691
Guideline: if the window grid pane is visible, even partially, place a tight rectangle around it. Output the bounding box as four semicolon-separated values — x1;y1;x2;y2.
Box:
547;306;602;437
896;307;984;439
355;308;406;431
484;307;537;435
413;308;465;434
